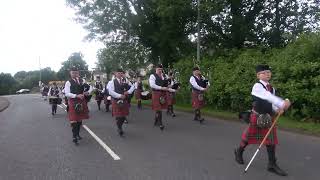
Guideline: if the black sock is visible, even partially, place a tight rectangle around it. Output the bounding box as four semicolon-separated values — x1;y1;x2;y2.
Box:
266;145;276;163
71;123;77;138
76;121;82;136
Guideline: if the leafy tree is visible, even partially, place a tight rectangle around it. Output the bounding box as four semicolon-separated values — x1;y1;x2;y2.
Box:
66;0;195;66
0;73;18;95
200;0;320;49
57;52;90;80
97;38;151;75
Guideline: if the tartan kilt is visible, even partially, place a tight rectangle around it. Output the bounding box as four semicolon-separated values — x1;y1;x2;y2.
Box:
135;89;142;100
64;97;68;105
152;90;168;111
67;98;89;122
95;93;104;101
104;95;111;105
166;92;176;105
192;91;205;109
241;113;278;145
42;91;48;96
112;99;129;117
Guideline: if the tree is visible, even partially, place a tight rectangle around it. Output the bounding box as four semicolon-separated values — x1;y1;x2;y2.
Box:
67;0;320;64
0;73;18;95
13;71;28;81
97;38;151;76
66;0;195;66
13;68;57;89
200;0;320;49
57;52;90;80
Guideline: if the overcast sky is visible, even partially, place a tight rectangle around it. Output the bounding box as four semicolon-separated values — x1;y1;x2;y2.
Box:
0;0;104;75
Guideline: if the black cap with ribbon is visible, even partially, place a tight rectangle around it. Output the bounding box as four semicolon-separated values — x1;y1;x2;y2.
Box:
192;66;200;71
255;64;271;73
155;64;163;69
116;68;124;73
69;65;81;71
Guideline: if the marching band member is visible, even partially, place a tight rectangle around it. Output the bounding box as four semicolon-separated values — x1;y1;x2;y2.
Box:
102;80;111;112
48;82;61;115
166;72;179;117
149;64;175;130
94;76;104;110
134;76;143;109
189;67;209;123
234;65;291;176
64;66;92;145
107;69;135;137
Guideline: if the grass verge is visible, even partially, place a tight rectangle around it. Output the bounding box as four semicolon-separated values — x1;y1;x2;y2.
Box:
131;98;320;136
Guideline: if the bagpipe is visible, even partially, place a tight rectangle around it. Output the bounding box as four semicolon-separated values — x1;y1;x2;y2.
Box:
163;68;181;90
82;82;93;102
141;91;152;100
200;67;211;88
49;96;62;105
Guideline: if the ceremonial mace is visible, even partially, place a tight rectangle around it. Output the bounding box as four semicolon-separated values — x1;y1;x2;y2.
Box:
244;111;282;173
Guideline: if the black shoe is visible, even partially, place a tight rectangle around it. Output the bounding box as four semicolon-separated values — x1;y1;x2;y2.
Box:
199;118;205;123
124;119;128;124
154;121;160;127
160;125;164;131
234;148;244;164
268;162;288;176
72;138;79;145
52;112;54;115
171;113;176;117
77;135;82;140
118;129;124;137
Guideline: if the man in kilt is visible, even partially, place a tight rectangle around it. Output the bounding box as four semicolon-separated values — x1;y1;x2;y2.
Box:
94;76;104;110
166;72;178;117
234;65;291;176
107;69;135;137
189;67;209;123
134;76;143;109
149;64;175;131
48;82;61;115
64;66;92;145
102;81;111;112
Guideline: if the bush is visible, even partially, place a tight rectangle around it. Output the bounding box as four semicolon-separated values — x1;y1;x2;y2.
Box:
173;33;320;120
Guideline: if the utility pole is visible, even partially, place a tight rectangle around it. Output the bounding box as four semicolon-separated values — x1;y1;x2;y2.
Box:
39;56;42;87
197;0;201;63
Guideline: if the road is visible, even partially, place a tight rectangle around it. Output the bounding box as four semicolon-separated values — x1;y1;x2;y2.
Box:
0;94;319;180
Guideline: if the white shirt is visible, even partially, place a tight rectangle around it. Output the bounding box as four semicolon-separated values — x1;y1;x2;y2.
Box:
251;80;285;111
64;79;93;99
149;74;176;92
107;78;135;99
47;86;61;97
134;81;140;89
189;75;208;91
85;84;94;94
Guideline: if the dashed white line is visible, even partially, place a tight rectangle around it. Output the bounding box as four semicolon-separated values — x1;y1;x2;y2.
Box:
82;125;121;161
58;105;67;111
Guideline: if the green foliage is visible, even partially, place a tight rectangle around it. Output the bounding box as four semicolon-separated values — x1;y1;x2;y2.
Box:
174;33;320;119
0;73;18;95
97;39;151;75
57;52;90;80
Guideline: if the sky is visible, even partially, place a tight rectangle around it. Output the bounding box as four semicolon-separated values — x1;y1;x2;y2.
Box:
0;0;104;75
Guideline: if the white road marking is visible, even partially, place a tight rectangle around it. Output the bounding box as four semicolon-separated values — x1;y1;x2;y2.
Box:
58;105;67;112
82;125;121;160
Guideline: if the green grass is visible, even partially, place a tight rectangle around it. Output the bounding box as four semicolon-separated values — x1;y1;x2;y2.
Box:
131;98;320;136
